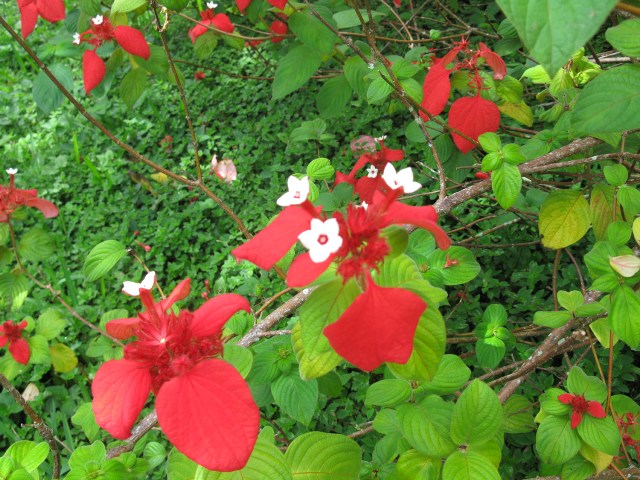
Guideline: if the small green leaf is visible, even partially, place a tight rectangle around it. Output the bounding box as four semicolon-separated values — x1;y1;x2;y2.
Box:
591;184;621;240
539;190;591;249
478;132;501;153
143;442;167;470
397;397;457;457
120;68;147;109
423;354;471;395
288;11;337;55
367;77;394;104
498;101;534;127
606;19;640;57
271;371;318;425
6;441;49;472
222;345;252;379
396;450;441;480
603;164;628;187
50;343;78;373
503;395;536;433
476;336;506;369
193;32;218;59
28;335;50;365
481;152;502;171
167;449;198;480
536;416;581;465
83;240;128;281
451;380;503;446
365;379;412;407
273;46;323;100
71;403;101;442
111;0;146;12
577;415;621;456
392;59;421;79
425;247;481;286
557;291;584;313
306;158;335;181
502;144;526;165
35;309;67;340
540;388;572;416
492;163;522;209
610;285;640;348
566;367;607;402
317;76;352;119
285;432;361;480
32;64;73;115
442;451;500;480
18;227;55;262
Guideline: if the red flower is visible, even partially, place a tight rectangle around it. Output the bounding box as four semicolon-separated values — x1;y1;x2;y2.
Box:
558;393;606;429
16;0;65;39
232;176;450;371
92;278;259;471
269;20;288;43
194;71;206;81
74;15;151;95
0;320;30;365
189;8;235;43
0;169;59;223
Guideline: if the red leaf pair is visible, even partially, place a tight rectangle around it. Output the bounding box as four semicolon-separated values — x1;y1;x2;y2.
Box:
0;320;30;365
16;0;65;39
0;170;59;222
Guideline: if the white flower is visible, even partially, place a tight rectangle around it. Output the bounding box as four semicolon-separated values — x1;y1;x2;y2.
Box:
6;168;18;175
122;271;156;296
276;176;310;207
359;201;368;210
298;219;343;263
92;15;104;25
374;135;387;143
366;165;378;178
381;163;421;193
207;1;218;8
73;33;81;45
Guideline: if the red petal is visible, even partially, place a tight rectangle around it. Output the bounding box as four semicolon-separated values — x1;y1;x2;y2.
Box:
20;197;59;218
441;46;462;67
235;0;252;13
82;50;106;95
335;171;355;186
232;206;316;270
557;393;574;404
114;26;151;60
36;0;65;23
267;0;287;9
383;148;404;162
189;24;208;43
448;96;501;153
286;252;334;287
323;280;426;371
421;62;451;117
105;317;140;340
587;401;606;419
478;42;506;80
160;278;191;311
381;201;451;250
190;294;251;338
92;359;151;439
18;0;38;39
571;411;582;429
212;14;234;33
156;359;259;471
9;338;30;365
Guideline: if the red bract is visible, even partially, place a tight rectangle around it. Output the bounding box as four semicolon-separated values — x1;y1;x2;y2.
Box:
92;278;259;471
269;20;288;43
558;393;606;429
16;0;65;39
0;169;59;223
0;320;30;365
235;0;251;13
420;61;451;118
267;0;287;9
74;16;151;95
232;177;450;371
189;8;235;43
448;96;501;153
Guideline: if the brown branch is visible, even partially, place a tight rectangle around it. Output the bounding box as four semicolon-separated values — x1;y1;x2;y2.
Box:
525;466;640;480
105;411;158;459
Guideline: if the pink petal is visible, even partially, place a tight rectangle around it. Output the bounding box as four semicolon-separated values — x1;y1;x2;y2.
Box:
36;0;65;23
381;201;450;250
235;0;252;13
18;0;38;38
82;50;106;95
212;14;234;33
286;252;334;287
156;359;259;471
267;0;287;8
9;338;30;365
232;206;316;270
448;95;501;153
323;280;426;371
92;359;152;440
189;24;208;43
571;411;582;429
105;317;140;340
421;61;451;117
20;197;59;218
190;294;251;338
114;26;151;60
557;393;574;404
587;401;606;419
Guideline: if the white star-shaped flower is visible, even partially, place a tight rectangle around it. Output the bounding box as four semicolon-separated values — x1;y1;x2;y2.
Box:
6;168;18;175
359;201;368;210
207;1;218;8
276;176;310;207
73;33;81;45
367;165;378;178
298;218;343;263
122;271;156;296
374;135;387;143
92;15;104;25
381;163;421;193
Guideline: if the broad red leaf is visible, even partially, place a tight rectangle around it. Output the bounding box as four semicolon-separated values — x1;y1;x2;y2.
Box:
267;0;287;9
270;20;288;43
82;50;106;95
17;0;38;39
448;95;500;153
92;359;152;439
105;317;140;340
8;338;30;365
36;0;65;23
478;42;506;80
188;23;208;43
380;200;451;250
114;26;151;60
420;61;451;117
324;280;426;371
20;196;59;218
212;14;234;33
286;252;334;287
156;359;259;471
235;0;251;13
190;294;250;338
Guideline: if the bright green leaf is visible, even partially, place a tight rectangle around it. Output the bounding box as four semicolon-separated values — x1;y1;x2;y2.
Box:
539;190;591;249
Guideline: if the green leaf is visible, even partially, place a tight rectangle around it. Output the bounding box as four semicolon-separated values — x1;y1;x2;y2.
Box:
69;442;106;473
18;227;55;262
32;64;73;115
317;76;352;119
333;9;385;29
289;119;327;143
442;451;500;480
396;450;441;480
285;432;361;480
79;0;102;15
478;133;501;153
343;56;369;98
222;345;252;378
111;0;146;12
476;336;506;369
557;291;584;313
399;78;423;103
606;19;640;57
539;190;591;249
195;436;292;480
610;285;640;348
566;367;607;402
367;77;394;104
193;32;218;59
482;152;502;171
577;415;621;456
423;354;471;395
365;379;412;407
392;59;420;79
496;76;523;103
83;240;128;281
451;380;503;446
502;144;527;165
533;310;572;328
288;11;336;55
273;46;323;100
28;335;50;365
492;163;522;209
306;158;335;181
425;247;481;286
572;65;640;135
618;185;640;218
540;388;572;416
271;371;318;425
120;68;147;109
167;449;198;480
536;416;581;464
498;101;534;127
35;308;67;340
503;395;536;433
50;343;78;373
397;396;457;457
143;442;167;470
71;403;101;442
0;272;29;310
603;164;628;187
6;441;49;472
496;0;617;76
561;455;596;480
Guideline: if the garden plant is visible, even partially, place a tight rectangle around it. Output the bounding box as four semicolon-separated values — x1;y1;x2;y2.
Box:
0;0;639;479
